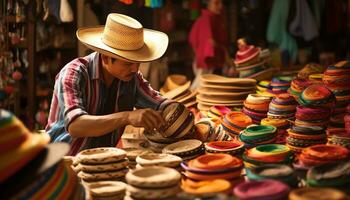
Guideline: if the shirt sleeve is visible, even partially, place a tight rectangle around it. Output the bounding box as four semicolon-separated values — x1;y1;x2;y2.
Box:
134;71;172;111
56;64;88;130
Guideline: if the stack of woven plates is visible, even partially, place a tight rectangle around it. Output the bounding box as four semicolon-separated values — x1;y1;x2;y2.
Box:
289;187;348;200
261;118;290;144
221;111;253;138
233;180;291;200
181;154;243;184
306;160;350;194
288;78;313;101
163;139;204;160
295;106;331;128
267;93;297;120
135;153;182;169
75;148;129;183
123;148;153;169
243;94;272;123
242;144;293;169
143;130;179;153
204;140;245;157
266;76;293;96
295;144;349;169
84;181;127;200
194;118;231;142
286;125;327;153
161;75;197;108
245;164;298;187
239;125;277;148
197;74;256;111
125;166;181;200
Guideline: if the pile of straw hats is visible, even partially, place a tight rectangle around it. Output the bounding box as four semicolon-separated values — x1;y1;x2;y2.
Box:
197;74;256;111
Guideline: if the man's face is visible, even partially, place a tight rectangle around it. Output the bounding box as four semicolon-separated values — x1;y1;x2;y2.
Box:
207;0;223;15
104;57;140;81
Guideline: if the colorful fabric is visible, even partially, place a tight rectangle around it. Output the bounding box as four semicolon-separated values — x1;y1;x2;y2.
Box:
46;53;170;155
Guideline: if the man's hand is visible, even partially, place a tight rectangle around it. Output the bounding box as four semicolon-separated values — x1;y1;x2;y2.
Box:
126;108;165;131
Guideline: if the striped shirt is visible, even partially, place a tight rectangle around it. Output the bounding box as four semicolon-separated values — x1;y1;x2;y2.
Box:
45;52;170;155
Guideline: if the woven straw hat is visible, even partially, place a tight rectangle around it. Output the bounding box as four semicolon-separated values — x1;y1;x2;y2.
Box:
77;13;169;62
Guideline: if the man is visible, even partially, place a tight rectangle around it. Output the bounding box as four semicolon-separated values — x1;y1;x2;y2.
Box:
46;13;171;155
189;0;234;90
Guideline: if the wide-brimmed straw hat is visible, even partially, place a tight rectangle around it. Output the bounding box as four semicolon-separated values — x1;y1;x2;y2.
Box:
77;13;169;62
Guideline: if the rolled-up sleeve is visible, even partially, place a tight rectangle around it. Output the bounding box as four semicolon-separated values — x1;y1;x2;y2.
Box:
56;65;88;130
134;71;173;111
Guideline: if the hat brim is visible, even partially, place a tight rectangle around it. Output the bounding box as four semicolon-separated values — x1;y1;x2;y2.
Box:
77;26;169;62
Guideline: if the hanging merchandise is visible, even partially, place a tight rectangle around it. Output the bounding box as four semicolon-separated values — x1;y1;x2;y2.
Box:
159;0;175;33
119;0;133;5
60;0;74;22
145;0;163;8
189;0;200;20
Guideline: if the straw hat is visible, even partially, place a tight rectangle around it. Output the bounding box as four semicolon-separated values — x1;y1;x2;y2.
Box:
76;13;169;62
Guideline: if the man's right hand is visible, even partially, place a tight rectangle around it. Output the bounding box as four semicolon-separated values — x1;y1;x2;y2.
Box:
126;108;165;131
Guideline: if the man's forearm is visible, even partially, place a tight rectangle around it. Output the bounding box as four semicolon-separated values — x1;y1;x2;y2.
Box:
67;112;130;138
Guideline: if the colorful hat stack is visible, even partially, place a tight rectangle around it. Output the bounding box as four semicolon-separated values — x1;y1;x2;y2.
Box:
207;105;231;120
306;160;350;194
239;125;277;148
242;144;293;169
261;118;290;144
233;180;291;200
181;178;232;197
288;78;313;101
329;133;350;149
289;187;348;200
181;154;243;184
286;125;328;153
0;109;83;199
204;140;245;157
125;166;181;199
197;74;256;111
296;144;349;169
266;76;293;96
243;94;272;123
221;111;253;138
75;148;129;183
194;118;232;142
298;63;325;80
245;164;298;187
295;105;331;128
163;139;204;160
298;84;336;108
267;93;298;120
256;80;271;96
135;153;182;169
234;38;274;80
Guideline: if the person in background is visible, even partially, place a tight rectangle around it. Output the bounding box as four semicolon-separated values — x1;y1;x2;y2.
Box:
189;0;234;90
46;13;171;155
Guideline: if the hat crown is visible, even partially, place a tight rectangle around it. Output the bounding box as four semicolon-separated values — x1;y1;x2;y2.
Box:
102;14;144;51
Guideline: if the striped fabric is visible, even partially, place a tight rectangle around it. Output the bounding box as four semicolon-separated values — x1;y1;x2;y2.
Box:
46;52;170;155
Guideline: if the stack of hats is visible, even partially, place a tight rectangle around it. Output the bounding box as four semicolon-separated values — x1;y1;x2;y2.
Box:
234;38;274;80
233;180;291;200
286;125;328;153
75;148;129;183
125;166;181;199
207;105;231;120
298;84;336;107
296;144;349;169
266;76;293;96
123;148;153;169
194;118;232;142
288;78;312;100
204;140;245;157
197;74;256;111
242;144;293;169
84;181;127;200
306;160;350;194
329;133;350;149
221;111;253;138
327;113;347;136
289;187;348;200
261;118;290;144
243;94;272;123
181;178;232;197
143;130;179;153
161;74;197;108
298;63;325;80
245;164;298;187
256;80;272;96
135;153;182;169
0;109;83;199
181;154;243;184
295;106;331;128
239;125;277;148
162;139;204;160
267;93;297;120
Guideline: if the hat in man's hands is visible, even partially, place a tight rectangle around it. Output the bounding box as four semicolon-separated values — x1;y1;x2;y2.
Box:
77;13;169;62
